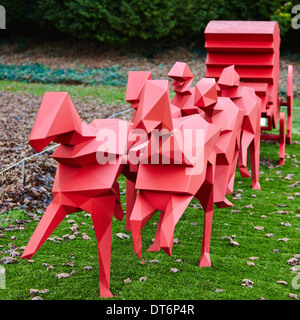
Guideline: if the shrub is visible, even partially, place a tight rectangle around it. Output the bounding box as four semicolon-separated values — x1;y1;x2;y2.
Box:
0;0;295;47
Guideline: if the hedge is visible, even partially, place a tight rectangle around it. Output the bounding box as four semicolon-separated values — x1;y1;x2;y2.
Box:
1;0;297;47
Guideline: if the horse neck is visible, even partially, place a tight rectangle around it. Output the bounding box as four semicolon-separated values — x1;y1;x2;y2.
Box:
53;122;97;146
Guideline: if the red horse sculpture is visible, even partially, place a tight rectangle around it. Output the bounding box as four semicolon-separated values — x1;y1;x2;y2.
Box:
22;92;130;298
128;79;221;267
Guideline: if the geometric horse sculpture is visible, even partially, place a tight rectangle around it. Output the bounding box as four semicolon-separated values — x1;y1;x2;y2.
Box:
128;79;222;267
167;61;261;196
204;20;293;165
128;65;262;269
216;65;262;191
21;92;129;298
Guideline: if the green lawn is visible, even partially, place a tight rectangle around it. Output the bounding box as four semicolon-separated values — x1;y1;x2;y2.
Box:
0;81;299;300
0;79;127;105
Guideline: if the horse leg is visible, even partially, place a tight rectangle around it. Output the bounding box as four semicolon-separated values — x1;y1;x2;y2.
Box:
249;132;261;190
147;211;165;252
238;130;253;178
129;191;157;259
213;164;233;208
22;194;78;259
198;182;214;267
158;194;193;256
81;196;116;298
125;179;137;231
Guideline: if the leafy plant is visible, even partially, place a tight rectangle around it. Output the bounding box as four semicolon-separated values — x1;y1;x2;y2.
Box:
0;63;128;86
1;0;295;47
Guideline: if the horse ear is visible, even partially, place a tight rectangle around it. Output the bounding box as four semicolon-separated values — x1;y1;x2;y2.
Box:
133;80;174;133
47;93;82;136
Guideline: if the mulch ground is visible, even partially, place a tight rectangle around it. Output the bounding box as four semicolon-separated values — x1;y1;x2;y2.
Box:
1;41;299;92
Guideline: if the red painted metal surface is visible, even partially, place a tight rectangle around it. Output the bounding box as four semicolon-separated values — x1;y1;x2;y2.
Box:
204;20;294;165
22;92;129;298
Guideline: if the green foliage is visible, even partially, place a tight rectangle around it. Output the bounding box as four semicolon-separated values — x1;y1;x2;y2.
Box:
215;0;283;21
36;0;177;45
271;1;296;35
0;0;296;46
0;63;128;86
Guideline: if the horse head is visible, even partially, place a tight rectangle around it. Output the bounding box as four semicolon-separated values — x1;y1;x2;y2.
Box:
132;79;174;134
29;92;82;152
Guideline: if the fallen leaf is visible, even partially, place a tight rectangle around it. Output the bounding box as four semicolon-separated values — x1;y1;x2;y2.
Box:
254;226;264;230
277;280;288;285
170;268;179;273
241;279;254;287
289;293;298;300
286;258;299;265
265;233;275;237
29;288;40;297
290;267;299;272
149;260;159;263
222;236;239;246
82;233;91;240
285;174;294;180
83;266;93;270
281;222;292;227
222;236;232;241
116;233;130;239
0;256;18;264
215;288;226;292
278;238;289;241
138;277;147;281
55;273;71;279
230;240;240;247
70;224;79;232
123;278;131;283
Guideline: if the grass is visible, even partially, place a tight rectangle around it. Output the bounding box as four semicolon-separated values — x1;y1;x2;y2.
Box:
0;81;299;300
0;79;127;105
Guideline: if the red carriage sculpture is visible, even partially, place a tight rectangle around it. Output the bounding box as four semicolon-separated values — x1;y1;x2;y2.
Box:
204;20;293;165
